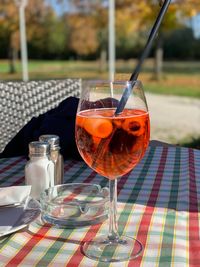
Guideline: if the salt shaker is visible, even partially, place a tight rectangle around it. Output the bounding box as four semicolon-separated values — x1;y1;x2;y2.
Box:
39;135;64;185
25;141;54;200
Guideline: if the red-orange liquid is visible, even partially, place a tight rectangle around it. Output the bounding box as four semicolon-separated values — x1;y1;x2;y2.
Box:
76;108;150;180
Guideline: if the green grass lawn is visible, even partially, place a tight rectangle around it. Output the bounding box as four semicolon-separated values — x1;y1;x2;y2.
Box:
0;59;200;98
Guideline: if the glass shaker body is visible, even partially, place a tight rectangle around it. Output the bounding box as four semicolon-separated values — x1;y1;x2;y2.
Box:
25;142;54;200
50;149;64;185
39;135;64;185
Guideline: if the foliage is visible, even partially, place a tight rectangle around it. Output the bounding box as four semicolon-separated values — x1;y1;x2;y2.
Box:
62;0;200;58
27;1;69;58
180;137;200;150
0;2;19;58
67;15;98;56
0;0;68;59
163;27;197;59
1;0;200;60
0;2;18;39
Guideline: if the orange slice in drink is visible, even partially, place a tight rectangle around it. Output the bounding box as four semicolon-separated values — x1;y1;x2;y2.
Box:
84;118;113;138
122;118;145;136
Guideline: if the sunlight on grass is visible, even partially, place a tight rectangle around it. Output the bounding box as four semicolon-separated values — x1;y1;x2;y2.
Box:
1;59;200;98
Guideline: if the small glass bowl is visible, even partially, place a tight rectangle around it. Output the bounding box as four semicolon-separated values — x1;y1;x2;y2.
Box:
40;183;109;228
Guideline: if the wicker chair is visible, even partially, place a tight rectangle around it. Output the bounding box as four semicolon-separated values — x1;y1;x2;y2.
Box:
0;79;81;153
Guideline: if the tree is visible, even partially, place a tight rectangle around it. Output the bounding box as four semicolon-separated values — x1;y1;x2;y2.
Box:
141;0;200;79
67;14;99;57
0;0;65;73
115;2;151;58
26;0;66;58
163;27;196;59
0;1;19;73
63;1;107;60
26;3;67;59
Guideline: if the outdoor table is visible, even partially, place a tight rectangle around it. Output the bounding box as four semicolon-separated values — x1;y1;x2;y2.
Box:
0;143;200;266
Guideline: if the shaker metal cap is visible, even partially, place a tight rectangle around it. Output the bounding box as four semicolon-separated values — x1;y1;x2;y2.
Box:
29;141;50;157
39;135;60;150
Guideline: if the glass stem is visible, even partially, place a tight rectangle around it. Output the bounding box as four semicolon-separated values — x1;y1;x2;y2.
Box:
108;179;119;241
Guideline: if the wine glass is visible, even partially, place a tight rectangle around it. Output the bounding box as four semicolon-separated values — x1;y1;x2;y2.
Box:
75;80;150;262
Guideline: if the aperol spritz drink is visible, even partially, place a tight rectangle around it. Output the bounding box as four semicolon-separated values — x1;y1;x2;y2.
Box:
75;80;150;262
76;108;149;179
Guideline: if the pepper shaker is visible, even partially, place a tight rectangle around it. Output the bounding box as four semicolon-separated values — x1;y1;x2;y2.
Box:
39;135;64;185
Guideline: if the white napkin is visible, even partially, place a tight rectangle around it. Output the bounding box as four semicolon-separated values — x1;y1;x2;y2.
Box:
0;186;31;206
0;206;25;235
0;186;35;236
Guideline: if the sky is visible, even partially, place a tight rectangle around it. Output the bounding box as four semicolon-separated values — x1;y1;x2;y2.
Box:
46;0;71;14
191;14;200;38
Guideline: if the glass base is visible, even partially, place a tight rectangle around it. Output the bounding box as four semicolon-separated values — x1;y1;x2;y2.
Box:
82;235;143;262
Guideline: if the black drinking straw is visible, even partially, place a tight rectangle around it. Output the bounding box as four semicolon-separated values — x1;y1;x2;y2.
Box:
115;0;171;115
92;0;171;167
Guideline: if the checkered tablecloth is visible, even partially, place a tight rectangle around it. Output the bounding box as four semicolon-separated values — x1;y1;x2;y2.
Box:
0;145;200;267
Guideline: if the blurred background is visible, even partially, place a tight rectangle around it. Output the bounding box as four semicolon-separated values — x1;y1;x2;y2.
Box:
0;0;200;148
